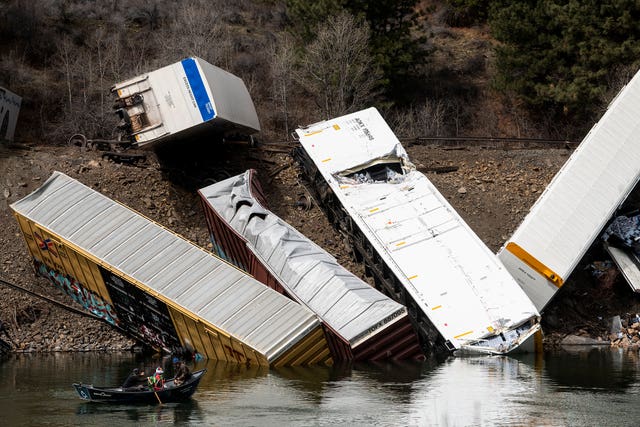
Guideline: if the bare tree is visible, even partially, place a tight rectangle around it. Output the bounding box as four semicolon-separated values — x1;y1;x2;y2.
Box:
296;12;382;119
153;0;228;67
53;30;135;140
388;99;448;139
268;33;296;140
56;36;75;117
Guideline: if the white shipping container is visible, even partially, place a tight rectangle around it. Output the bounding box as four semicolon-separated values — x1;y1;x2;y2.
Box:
498;68;640;311
295;107;541;355
0;87;21;141
112;57;260;149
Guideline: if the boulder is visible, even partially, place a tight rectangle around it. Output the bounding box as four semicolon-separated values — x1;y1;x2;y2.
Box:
560;334;609;346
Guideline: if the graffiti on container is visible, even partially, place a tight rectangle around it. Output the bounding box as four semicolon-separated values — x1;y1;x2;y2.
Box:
139;324;172;351
210;236;229;260
34;232;58;257
223;344;246;363
35;259;119;326
100;266;182;353
0;88;20;141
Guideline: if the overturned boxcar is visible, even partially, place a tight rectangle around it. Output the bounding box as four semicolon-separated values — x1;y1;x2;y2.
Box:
112;57;260;149
11;172;331;367
198;169;423;361
294;107;541;357
498;68;640;311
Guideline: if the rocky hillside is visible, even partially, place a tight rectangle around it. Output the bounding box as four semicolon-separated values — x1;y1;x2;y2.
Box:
2;137;635;355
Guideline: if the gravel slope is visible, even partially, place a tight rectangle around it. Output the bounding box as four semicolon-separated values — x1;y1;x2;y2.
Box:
0;141;632;353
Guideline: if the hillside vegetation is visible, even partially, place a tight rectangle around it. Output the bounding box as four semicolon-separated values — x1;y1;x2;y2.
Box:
2;0;638;146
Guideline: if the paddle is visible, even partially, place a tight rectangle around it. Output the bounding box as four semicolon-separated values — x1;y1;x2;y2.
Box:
148;372;163;404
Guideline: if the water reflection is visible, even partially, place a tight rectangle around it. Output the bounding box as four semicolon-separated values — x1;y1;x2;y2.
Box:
2;349;640;426
543;346;637;392
76;399;202;424
272;360;430;406
407;355;544;426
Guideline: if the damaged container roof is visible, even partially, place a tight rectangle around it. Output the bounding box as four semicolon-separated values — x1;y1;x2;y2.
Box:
294;107;541;356
112;56;260;149
198;169;423;361
602;215;640;293
498;68;640;311
10;172;331;367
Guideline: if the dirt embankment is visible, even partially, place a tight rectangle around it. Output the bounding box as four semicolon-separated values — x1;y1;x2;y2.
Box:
0;140;635;354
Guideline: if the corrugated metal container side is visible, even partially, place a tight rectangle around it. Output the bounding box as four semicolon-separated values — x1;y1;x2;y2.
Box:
498;68;640;311
294;107;541;356
112;57;260;149
199;169;423;361
10;172;331;367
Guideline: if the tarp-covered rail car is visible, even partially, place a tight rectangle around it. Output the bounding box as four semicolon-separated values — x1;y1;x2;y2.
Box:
10;172;331;367
293;107;541;357
198;169;423;361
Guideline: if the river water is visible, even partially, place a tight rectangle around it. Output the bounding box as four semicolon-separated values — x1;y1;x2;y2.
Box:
1;347;639;426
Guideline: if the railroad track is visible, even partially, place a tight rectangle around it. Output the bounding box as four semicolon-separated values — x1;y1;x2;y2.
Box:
259;135;578;151
0;276;102;321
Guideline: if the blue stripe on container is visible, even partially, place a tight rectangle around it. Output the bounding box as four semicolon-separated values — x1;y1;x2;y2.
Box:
181;58;215;121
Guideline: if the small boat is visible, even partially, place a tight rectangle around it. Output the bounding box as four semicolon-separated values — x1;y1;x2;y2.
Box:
72;368;207;404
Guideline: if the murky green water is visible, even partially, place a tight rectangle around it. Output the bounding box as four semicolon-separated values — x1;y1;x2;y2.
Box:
1;347;639;426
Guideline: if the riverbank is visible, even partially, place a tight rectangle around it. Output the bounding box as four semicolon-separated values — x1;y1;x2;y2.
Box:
1;141;638;354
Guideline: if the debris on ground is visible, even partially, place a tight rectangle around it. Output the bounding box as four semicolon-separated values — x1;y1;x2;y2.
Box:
2;142;639;353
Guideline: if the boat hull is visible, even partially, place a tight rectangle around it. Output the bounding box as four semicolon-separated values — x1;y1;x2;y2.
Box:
72;369;206;404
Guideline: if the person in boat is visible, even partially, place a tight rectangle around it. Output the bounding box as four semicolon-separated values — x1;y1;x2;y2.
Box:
173;361;192;386
122;368;147;391
148;367;165;391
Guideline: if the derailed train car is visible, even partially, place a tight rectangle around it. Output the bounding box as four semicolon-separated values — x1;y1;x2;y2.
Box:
294;107;541;357
10;172;331;367
198;169;423;361
498;69;640;310
112;57;260;149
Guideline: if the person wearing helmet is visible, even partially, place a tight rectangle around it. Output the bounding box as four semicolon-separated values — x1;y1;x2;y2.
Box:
148;367;165;391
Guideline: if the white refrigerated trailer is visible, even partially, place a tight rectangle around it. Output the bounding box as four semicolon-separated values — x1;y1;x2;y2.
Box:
295;107;541;356
112;57;260;149
498;68;640;311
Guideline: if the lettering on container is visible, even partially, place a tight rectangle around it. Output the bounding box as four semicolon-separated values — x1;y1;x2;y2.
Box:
350;308;405;346
346;117;374;141
183;76;197;110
